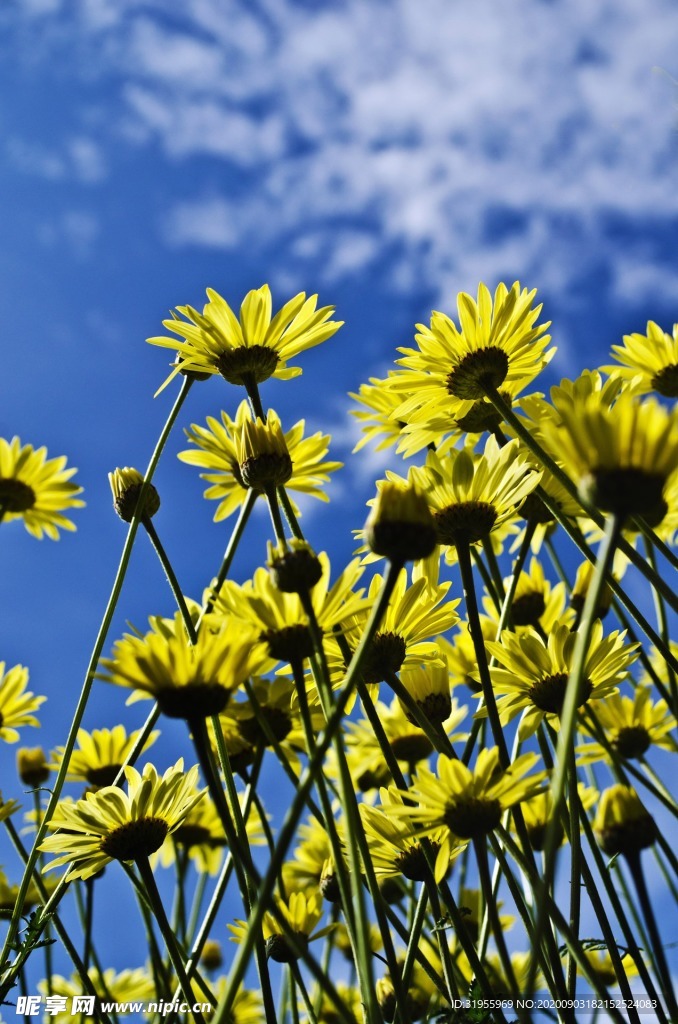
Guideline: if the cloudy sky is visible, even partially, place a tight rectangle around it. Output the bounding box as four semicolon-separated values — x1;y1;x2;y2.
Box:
1;0;676;986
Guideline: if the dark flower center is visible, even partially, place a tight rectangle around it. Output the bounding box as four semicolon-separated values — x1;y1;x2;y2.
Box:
403;692;452;726
433;501;497;546
394;839;441;881
443;797;502;839
216;345;279;386
389;732;434;764
261;624;314;663
357;632;407;685
454;392;511;433
240;453;293;491
238;706;293;747
651;363;678;398
528;672;593;715
156;682;231;720
0;478;36;513
518;491;557;525
613;726;651;760
265;931;309;964
580;468;666;519
86;764;124;789
101;817;169;860
446;348;509;400
512;590;546;628
173;823;223;848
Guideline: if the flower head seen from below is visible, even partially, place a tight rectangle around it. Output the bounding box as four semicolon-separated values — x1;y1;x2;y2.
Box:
538;392;678;520
392;747;546;880
485;619;638;740
40;760;205;881
364;479;437;564
0;663;46;743
0;437;84;540
97;612;260;720
108;467;160;523
593;784;657;858
49;725;160;790
578;685;678;762
604;320;678;398
408;436;540;550
393;282;553;428
229;891;330;963
38;968;155;1021
147;284;343;392
179;401;341;521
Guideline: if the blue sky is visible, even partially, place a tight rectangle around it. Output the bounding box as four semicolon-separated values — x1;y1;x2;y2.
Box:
1;0;677;1002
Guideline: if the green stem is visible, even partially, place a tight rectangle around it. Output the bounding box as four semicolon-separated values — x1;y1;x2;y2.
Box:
644;536;678;713
566;743;581;998
277;485;305;541
135;856;207;1024
265;484;288;546
196;488;257;627
625;852;678;1020
143;519;197;643
473;838;520;1003
0;377;193;997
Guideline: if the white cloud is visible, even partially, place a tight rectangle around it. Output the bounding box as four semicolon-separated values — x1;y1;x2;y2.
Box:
10;0;678;300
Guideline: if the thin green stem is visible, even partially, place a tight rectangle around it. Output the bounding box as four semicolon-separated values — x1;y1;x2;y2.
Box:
473;839;520;1003
277;485;305;542
626;852;678;1020
0;377;193;998
265;484;288;546
143;519;197;643
644;536;678;713
196;488;257;626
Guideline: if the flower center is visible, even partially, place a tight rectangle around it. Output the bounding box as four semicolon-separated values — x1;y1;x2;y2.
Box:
613;726;651;760
443;797;502;839
511;590;546;628
651;363;678;398
403;692;452;726
454;392;511;433
261;624;314;663
240;452;293;490
518;492;556;525
358;632;407;685
86;764;124;788
156;682;231;720
433;501;498;546
580;467;666;518
394;840;441;881
0;479;36;513
216;345;280;386
238;707;293;746
265;931;309;964
446;348;509;400
389;732;434;764
100;817;169;861
173;823;223;848
528;672;593;715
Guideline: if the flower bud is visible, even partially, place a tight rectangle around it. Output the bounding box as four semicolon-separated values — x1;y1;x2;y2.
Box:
365;481;437;563
17;747;50;788
267;540;323;594
594;784;656;858
109;467;160;522
236;413;292;491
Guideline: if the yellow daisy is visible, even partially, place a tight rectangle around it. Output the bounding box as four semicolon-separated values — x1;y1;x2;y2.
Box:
229;891;331;963
178;400;341;521
97;612;260;719
518;784;598;850
0;663;46;743
49;725;160;790
325;562;459;688
282;817;339;902
485;619;638;739
0;436;84;540
578;948;639;988
604;320;678;398
482;557;572;634
538;391;678;520
409;436;540;550
593;784;657;857
0;866;58;919
393;282;553;425
391;747;546;880
40;760;205;881
147;284;343;392
211;554;367;667
349;372;409;454
577;684;678;763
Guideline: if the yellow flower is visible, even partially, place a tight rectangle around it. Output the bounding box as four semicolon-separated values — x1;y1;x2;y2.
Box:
97;612;260;720
484;556;571;634
0;865;58;919
212;554;367;667
349;372;409;454
519;784;598;850
148;284;343;392
17;746;50;787
538;392;678;520
229;892;330;963
179;401;341;520
108;466;160;522
393;282;553;426
485;619;638;739
282;817;339;902
361;789;464;882
578;685;678;763
391;747;546;880
0;436;84;540
0;663;46;743
40;760;205;881
604;320;678;398
364;479;437;563
578;948;639;987
593;784;656;857
409;436;540;550
49;725;160;789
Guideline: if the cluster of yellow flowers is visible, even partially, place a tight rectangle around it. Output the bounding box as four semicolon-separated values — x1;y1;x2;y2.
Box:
0;281;676;1023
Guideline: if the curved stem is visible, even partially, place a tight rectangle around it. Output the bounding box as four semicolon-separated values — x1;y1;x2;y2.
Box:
144;518;197;643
